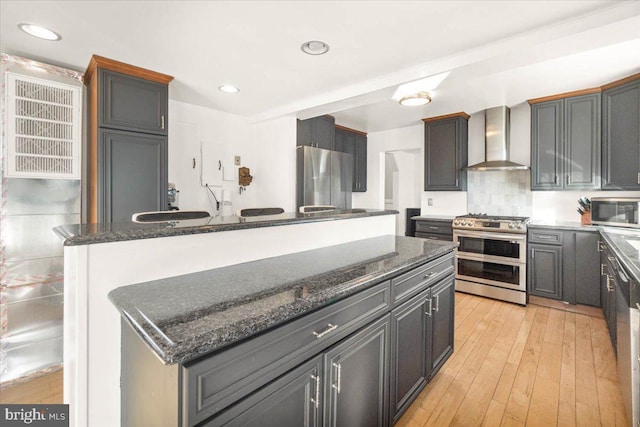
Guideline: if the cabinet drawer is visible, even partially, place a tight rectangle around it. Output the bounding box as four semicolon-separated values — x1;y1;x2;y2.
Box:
182;280;390;426
415;221;452;235
391;252;454;305
529;229;563;245
415;232;452;241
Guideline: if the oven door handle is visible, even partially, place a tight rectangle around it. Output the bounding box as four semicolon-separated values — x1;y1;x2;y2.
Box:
453;230;526;242
455;251;526;266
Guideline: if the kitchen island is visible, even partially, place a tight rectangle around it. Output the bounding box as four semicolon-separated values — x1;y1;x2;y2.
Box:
55;209;398;427
109;235;457;426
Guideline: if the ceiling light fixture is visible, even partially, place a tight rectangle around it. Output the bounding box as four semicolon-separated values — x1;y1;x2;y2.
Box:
17;23;61;41
301;40;329;55
218;85;239;94
399;92;432;107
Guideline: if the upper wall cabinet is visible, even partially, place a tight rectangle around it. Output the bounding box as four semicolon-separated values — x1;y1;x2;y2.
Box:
529;90;601;191
423;113;469;191
84;55;173;223
335;125;367;192
296;115;335;150
99;69;169;135
602;75;640;190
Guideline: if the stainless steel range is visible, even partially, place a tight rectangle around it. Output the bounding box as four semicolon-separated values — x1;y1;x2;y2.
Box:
453;214;530;305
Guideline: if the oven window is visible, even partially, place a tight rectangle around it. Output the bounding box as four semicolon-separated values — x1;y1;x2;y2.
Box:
457;259;520;285
457;236;520;259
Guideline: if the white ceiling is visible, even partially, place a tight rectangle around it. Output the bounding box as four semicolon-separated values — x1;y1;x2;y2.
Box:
1;1;639;133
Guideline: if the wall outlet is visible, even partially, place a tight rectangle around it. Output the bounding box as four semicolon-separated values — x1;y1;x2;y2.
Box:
428;198;433;206
234;156;241;166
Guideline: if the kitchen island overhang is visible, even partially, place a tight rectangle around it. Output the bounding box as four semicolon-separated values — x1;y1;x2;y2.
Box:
57;209;399;427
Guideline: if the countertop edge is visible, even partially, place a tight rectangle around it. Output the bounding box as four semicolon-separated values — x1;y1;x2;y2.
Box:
57;210;399;247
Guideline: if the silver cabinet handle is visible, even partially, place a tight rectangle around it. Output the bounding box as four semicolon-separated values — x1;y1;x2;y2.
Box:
313;323;338;339
566;175;569;185
332;362;341;394
161;115;165;130
310;374;320;408
429;226;439;230
424;271;436;279
426;298;433;317
606;275;614;292
601;264;605;276
637;172;640;185
218;160;222;170
434;294;440;312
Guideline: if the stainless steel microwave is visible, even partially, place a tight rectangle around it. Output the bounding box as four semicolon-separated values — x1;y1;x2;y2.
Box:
591;197;640;228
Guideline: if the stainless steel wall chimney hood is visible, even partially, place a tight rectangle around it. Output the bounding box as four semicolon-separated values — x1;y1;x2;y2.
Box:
466;106;529;171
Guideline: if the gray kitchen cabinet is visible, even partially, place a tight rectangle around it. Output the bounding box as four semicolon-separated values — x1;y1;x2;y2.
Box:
99;69;169;135
335;127;368;192
528;228;600;306
98;129;167;223
389;273;454;424
208;356;323;427
84;55;173;223
528;243;563;300
529;92;601;190
324;315;390;427
390;288;430;424
423;113;469;191
602;78;640;190
428;276;454;380
297;115;336;150
414;220;453;242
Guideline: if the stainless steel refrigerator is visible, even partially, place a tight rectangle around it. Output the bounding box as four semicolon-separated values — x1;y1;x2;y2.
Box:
296;146;353;210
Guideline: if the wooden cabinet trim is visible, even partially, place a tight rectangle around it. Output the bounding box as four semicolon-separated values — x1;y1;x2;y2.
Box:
601;71;640;91
84;54;174;85
335;124;367;136
422;112;470;123
528;87;601;104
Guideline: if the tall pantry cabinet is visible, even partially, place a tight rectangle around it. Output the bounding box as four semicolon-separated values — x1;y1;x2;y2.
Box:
84;55;173;223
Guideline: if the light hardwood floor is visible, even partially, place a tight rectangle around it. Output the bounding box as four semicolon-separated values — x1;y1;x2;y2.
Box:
396;292;628;427
0;370;63;404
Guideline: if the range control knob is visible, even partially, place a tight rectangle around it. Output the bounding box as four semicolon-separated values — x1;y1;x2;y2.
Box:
517;223;524;230
508;223;515;229
453;219;460;226
467;221;475;227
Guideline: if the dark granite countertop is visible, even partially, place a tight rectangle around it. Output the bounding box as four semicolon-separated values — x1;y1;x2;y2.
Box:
108;235;457;365
411;215;455;222
528;220;599;232
54;208;397;246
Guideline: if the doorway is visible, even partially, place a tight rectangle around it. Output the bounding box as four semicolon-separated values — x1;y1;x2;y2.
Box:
383;149;421;235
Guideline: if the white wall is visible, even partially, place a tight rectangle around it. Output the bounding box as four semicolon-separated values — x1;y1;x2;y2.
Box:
169;101;297;215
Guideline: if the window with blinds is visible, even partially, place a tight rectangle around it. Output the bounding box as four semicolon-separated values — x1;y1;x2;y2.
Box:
5;72;82;179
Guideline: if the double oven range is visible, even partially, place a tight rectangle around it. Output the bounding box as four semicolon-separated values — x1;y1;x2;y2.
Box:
453;214;530;306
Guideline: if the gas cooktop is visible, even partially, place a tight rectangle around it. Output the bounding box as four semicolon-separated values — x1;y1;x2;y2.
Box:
453;213;530;233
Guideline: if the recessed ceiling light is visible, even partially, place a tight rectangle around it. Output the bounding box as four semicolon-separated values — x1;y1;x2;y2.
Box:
218;85;239;94
301;40;329;55
17;23;61;41
399;92;432;107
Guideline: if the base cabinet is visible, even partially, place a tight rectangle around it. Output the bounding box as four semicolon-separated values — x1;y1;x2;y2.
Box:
390;275;454;424
528;244;563;300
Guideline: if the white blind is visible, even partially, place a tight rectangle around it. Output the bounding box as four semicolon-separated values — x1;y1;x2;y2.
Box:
6;72;82;179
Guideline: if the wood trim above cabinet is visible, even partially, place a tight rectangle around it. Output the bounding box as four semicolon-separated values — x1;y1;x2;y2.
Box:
86;72;99;223
422;112;470;123
601;71;640;91
335;124;368;136
84;55;174;85
527;87;602;104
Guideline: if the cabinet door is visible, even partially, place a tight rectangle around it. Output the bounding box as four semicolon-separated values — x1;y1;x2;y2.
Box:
99;69;168;135
574;232;601;307
297;119;313;147
390;289;429;423
528;244;562;300
424;117;467;191
324;315;389;427
564;93;601;190
531;100;563;190
207;356;322;427
428;276;454;379
602;80;640;190
312;116;336;150
354;135;367;192
99;129;168;223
